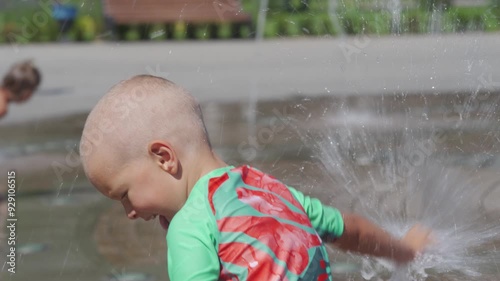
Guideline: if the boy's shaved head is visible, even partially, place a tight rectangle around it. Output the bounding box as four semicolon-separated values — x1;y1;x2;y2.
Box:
80;75;210;178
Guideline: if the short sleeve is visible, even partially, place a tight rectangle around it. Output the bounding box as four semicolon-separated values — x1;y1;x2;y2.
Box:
288;186;344;242
167;210;220;281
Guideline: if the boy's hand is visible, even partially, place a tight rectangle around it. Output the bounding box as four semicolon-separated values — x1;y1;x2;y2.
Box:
333;214;434;265
398;224;434;264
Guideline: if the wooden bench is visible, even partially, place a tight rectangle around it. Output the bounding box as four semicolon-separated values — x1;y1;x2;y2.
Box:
102;0;252;39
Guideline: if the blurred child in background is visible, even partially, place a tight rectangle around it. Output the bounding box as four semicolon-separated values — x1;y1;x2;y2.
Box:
0;60;41;118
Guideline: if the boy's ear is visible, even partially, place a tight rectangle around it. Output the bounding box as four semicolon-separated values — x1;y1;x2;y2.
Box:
148;141;178;174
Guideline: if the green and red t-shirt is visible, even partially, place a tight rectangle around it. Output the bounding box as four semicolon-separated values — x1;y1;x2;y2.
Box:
167;165;344;281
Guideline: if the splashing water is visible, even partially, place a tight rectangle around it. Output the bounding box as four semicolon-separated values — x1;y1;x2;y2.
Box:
355;167;500;281
290;95;500;280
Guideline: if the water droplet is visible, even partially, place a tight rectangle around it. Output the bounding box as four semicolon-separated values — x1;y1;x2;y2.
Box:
150;30;166;39
18;243;48;255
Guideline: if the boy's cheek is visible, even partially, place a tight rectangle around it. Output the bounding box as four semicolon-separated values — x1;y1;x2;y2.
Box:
130;197;158;214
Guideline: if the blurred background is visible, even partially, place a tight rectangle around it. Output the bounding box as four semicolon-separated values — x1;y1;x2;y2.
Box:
0;0;500;41
0;0;499;281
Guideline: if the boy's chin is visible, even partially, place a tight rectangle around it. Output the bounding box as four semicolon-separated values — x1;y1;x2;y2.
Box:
159;215;170;230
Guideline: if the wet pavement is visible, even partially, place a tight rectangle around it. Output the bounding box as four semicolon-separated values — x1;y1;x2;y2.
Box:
1;33;500;125
0;90;499;280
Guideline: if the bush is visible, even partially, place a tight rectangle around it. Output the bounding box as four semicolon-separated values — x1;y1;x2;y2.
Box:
444;7;490;32
268;0;287;12
308;0;329;13
173;22;187;40
194;24;211;40
483;9;500;31
74;15;97;41
303;15;327;35
125;25;140;41
261;13;338;38
0;22;18;44
278;14;303;36
401;9;430;33
149;24;167;41
264;17;281;38
239;24;253;38
217;23;232;39
339;10;391;35
300;14;332;36
285;0;309;12
419;0;452;11
37;19;59;42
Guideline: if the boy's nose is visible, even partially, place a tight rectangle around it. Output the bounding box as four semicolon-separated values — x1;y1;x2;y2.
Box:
127;210;138;220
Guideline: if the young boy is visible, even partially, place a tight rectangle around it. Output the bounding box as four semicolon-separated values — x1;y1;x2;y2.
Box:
0;60;42;118
80;75;432;281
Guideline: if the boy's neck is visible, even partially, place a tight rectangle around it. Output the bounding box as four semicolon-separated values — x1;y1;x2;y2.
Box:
186;150;227;197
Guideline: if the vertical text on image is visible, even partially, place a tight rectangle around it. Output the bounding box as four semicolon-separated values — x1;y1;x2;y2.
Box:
6;171;17;274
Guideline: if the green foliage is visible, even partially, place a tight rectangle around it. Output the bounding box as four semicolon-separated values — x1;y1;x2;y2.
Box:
401;9;431;33
0;14;9;44
483;9;500;31
217;23;232;39
444;7;493;32
338;10;391;35
125;25;140;41
278;14;303;36
265;13;336;37
419;0;452;11
307;0;329;12
74;15;97;41
285;0;310;12
173;22;187;40
264;17;281;38
194;24;211;40
492;0;500;18
268;0;287;12
37;19;58;42
303;15;328;35
149;24;167;41
0;0;499;43
239;24;253;38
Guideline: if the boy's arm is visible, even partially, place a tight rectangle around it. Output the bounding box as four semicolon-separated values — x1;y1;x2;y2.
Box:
333;214;432;264
288;186;432;264
287;186;344;241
